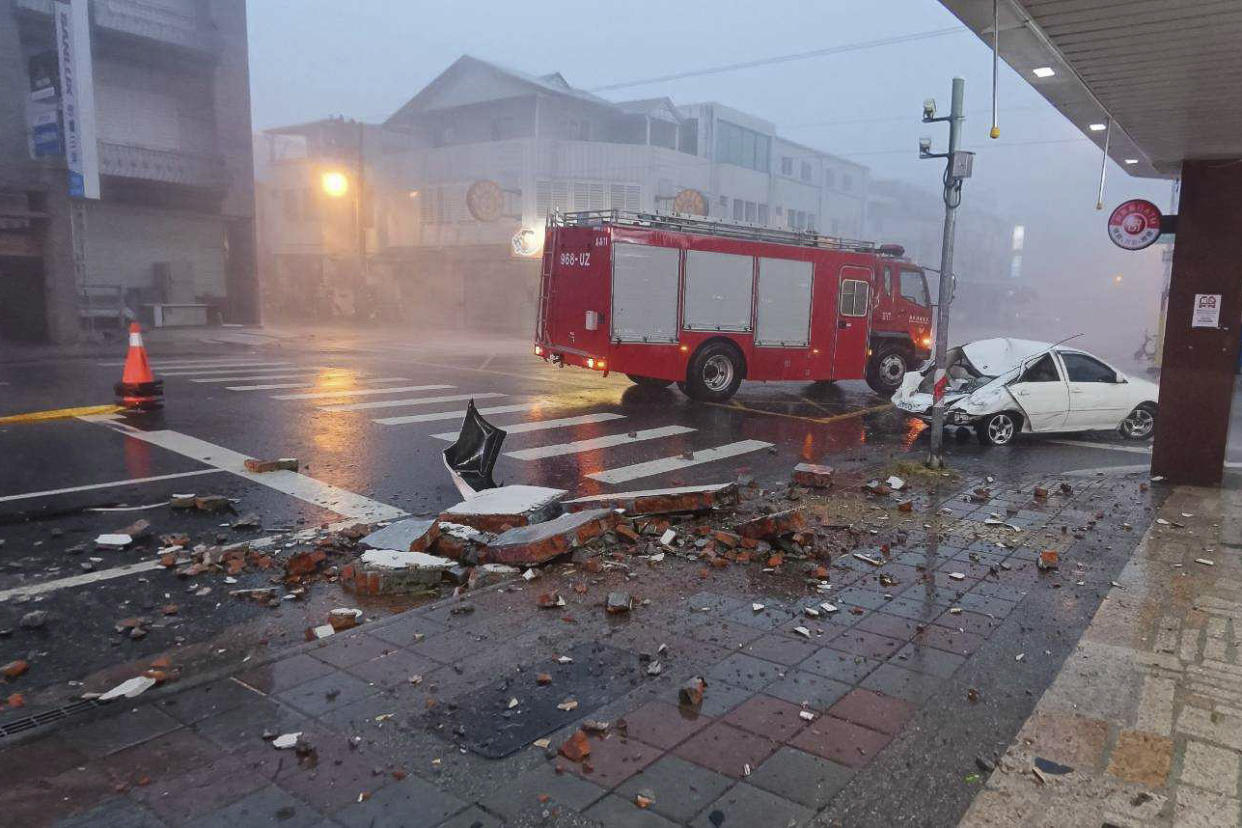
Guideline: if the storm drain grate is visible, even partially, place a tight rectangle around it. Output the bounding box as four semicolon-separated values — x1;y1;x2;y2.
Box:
0;698;102;738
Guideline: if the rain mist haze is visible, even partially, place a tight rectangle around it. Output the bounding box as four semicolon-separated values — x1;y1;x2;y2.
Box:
248;0;1172;363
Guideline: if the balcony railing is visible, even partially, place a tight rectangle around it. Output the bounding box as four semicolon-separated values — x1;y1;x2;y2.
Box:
98;142;227;189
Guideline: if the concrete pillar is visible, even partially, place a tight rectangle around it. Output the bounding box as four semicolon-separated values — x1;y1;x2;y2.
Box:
1150;159;1242;486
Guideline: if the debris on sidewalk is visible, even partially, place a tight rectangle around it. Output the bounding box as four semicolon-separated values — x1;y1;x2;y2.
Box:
792;463;834;489
340;549;454;594
243;457;299;473
95;533;133;550
479;509;614;565
19;610;48;630
2;660;30;680
559;729;591;762
561;483;738;515
439;485;567;532
99;675;157;701
359;518;440;553
679;676;707;707
271;731;302;749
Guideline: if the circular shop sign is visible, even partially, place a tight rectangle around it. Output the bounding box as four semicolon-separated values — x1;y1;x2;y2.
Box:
466;180;504;222
1107;199;1162;251
672;188;708;217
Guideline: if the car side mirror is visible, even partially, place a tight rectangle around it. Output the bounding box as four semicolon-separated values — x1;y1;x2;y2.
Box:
1114;373;1126;383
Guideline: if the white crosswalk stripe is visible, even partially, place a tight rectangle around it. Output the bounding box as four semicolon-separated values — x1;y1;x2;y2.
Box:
191;372;334;383
374;404;533;425
156;363;296;376
429;412;625;440
101;359;287;369
505;425;695;460
320;392;505;413
272;384;455;401
226;377;410;392
587;440;773;484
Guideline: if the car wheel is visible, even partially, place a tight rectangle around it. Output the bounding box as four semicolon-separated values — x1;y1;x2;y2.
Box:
684;342;744;402
865;344;910;395
1120;403;1157;440
977;412;1019;446
626;374;673;389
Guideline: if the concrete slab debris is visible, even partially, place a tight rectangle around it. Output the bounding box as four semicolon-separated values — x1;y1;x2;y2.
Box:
560;483;738;516
358;518;440;553
244;457;299;473
792;464;834;489
481;508;615;566
341;549;455;595
439;485;566;532
94;533;132;550
99;675;156;701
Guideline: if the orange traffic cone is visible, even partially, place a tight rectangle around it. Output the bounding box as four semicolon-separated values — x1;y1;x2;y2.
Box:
114;323;164;410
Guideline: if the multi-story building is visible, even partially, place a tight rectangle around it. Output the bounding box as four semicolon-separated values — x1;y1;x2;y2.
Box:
0;0;257;344
256;56;870;332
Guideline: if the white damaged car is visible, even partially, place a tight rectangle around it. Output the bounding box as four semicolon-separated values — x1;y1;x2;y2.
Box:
892;338;1159;446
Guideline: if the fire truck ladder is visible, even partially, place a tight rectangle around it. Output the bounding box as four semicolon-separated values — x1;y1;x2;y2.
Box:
553;210;901;256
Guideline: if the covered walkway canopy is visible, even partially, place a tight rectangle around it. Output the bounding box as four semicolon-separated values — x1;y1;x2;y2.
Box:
939;0;1242;485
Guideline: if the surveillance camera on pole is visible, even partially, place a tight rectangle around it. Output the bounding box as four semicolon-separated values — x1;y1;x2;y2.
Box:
920;77;973;470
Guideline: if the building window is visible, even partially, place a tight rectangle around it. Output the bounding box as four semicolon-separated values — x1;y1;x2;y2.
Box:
718;195;728;208
758;204;769;224
842;173;853;192
807;214;817;231
715;120;770;172
733;198;744;221
775;206;783;216
824;169;836;189
800;161;812;182
745;201;757;222
780;156;792;175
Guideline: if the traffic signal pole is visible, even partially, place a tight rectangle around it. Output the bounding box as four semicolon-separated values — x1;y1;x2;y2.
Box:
921;77;970;469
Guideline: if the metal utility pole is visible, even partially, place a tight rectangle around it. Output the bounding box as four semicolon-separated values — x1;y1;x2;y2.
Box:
920;77;973;469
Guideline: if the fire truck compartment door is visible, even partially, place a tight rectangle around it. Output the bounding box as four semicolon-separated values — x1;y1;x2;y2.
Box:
683;250;754;332
612;243;680;343
754;257;813;347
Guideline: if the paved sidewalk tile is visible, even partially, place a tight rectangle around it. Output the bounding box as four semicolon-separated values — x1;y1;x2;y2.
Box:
762;669;852;712
674;721;779;779
55;797;167;828
275;670;379;717
236;653;337;694
722;694;808;741
61;707;181;757
620;701;713;750
435;805;505;828
182;785;322;828
705;652;783;692
789;716;891;768
828;688;915;735
690;782;813;828
584;793;681;827
615;755;734;823
563;732;663;788
479;762;606;820
747;746;854;809
333;774;466;828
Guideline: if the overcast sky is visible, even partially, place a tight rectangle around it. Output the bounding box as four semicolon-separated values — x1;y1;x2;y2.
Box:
247;0;1174;357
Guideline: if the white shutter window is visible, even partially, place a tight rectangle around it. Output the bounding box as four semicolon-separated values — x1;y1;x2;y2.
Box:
612;244;680;343
683;250;753;332
755;257;814;347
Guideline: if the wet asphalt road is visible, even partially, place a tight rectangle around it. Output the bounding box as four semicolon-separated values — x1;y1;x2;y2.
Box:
0;331;1189;703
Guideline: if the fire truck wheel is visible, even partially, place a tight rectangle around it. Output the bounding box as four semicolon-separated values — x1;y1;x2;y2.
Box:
626;374;673;389
865;344;910;395
684;342;744;402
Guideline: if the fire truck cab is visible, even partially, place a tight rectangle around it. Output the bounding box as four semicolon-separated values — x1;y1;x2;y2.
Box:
534;211;932;401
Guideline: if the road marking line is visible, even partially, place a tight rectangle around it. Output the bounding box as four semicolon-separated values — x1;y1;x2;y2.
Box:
156;363;296;376
100;359;288;369
0;468;226;504
190;373;328;383
84;422;406;522
320;392;505;413
704;400;893;424
0;559;165;602
1048;439;1152;455
272;384;456;401
0;404;124;425
429;412;626;440
506;425;695;461
587;439;773;484
375;403;535;426
226;377;410;392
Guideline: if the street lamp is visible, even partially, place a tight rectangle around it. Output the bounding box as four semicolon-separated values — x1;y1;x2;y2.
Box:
321;170;349;198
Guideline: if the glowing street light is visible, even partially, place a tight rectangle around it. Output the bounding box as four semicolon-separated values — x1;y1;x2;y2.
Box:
321;170;349;198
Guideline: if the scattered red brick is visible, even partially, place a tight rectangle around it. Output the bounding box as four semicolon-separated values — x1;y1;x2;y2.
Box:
1038;550;1060;571
243;457;298;473
679;676;707;707
559;729;591;762
792;463;835;489
737;509;805;540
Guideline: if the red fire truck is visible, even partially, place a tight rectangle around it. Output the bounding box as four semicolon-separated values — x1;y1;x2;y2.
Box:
534;211;933;401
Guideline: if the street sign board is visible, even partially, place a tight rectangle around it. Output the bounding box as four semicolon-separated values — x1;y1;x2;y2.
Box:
1107;199;1162;250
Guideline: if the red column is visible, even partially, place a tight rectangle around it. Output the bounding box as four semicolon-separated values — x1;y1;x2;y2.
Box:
1151;159;1242;485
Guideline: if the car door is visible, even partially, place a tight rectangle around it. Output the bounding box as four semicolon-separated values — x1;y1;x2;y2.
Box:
1058;350;1129;429
1007;353;1069;431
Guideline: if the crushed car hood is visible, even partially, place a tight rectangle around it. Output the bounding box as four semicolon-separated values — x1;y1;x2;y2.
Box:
960;338;1053;376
